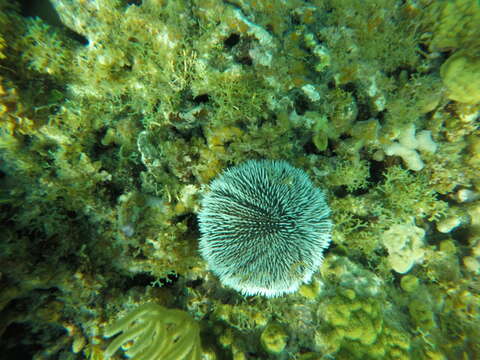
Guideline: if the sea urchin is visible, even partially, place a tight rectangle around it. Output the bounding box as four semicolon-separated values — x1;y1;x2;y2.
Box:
198;159;332;297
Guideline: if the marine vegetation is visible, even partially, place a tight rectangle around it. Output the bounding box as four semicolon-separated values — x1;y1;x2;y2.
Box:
0;0;479;359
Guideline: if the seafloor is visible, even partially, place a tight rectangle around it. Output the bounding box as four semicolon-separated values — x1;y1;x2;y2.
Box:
0;0;479;359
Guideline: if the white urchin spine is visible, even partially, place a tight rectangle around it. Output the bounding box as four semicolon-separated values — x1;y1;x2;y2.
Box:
198;159;332;297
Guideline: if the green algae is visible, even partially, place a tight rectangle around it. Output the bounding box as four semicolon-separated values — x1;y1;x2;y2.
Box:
0;0;479;359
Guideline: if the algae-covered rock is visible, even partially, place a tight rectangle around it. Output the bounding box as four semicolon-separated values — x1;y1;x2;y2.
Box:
400;275;419;293
260;322;288;355
1;0;480;358
441;50;480;104
408;299;436;331
426;0;480;51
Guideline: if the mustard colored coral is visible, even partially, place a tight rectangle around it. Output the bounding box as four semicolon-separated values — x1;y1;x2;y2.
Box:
441;49;480;104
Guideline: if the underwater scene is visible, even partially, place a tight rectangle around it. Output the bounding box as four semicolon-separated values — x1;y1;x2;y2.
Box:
0;0;479;359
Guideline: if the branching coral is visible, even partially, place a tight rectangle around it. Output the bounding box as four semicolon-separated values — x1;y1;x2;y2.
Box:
104;303;201;360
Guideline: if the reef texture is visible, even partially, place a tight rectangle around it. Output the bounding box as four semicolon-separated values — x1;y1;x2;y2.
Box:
0;0;479;359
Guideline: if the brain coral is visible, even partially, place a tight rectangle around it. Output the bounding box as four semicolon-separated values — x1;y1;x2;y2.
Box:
198;159;332;297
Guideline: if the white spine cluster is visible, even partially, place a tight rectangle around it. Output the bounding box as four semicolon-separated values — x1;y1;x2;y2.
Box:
198;160;332;297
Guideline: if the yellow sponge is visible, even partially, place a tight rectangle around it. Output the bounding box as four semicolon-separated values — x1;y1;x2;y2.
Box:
441;50;480;104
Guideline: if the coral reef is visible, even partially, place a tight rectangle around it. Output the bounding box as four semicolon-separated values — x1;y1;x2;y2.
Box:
0;0;479;359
